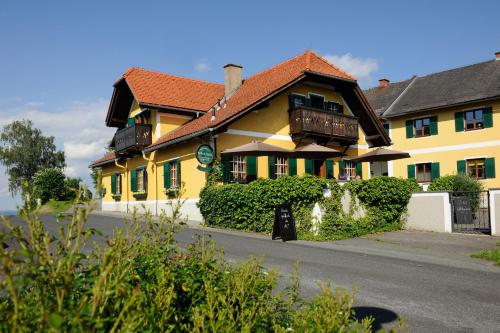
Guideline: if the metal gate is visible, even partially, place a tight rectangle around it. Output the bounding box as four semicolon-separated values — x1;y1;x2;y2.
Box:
450;191;491;234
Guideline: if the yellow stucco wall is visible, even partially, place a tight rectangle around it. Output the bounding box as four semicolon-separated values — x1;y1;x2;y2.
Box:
389;100;500;188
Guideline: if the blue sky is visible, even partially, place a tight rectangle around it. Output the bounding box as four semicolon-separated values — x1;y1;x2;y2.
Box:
0;0;499;209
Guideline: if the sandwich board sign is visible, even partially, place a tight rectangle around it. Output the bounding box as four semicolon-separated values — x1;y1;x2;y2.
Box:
272;203;297;242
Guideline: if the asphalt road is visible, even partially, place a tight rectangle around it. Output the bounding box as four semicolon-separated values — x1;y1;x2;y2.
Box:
3;213;500;332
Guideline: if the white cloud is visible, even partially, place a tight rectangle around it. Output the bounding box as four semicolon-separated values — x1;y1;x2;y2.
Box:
323;53;379;87
194;62;211;73
0;99;115;208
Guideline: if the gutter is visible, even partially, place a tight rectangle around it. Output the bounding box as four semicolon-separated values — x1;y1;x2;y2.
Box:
114;159;129;213
141;151;158;215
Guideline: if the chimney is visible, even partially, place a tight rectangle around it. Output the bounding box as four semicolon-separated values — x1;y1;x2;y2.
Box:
379;78;390;88
224;64;243;97
495;52;500;61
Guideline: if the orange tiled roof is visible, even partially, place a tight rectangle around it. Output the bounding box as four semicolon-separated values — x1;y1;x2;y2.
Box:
147;51;355;150
122;67;225;111
89;151;116;167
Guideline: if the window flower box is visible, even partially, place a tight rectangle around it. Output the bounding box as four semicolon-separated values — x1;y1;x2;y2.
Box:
112;194;122;201
165;188;179;197
133;191;147;200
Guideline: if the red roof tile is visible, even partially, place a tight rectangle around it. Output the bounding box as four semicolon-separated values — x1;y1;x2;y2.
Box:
89;151;116;168
122;68;225;111
147;51;356;150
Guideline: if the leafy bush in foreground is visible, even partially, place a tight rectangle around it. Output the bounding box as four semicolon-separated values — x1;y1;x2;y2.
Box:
0;185;386;332
428;174;483;192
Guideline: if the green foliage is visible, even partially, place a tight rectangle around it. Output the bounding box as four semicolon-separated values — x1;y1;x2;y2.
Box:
205;159;223;186
39;199;73;214
0;184;378;332
33;167;67;203
428;174;484;192
0;119;65;194
199;175;326;233
64;177;81;200
345;177;421;226
471;248;500;266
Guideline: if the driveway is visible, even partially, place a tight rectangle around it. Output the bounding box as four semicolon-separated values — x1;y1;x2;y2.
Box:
2;212;500;332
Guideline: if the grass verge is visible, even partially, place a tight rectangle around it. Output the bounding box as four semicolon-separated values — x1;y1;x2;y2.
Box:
39;199;72;214
471;249;500;266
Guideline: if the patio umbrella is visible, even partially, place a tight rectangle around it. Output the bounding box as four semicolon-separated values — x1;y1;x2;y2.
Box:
292;143;342;158
349;148;410;162
220;141;292;156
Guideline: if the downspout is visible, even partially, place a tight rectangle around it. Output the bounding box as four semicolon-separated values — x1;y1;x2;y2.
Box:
114;159;128;213
142;151;157;215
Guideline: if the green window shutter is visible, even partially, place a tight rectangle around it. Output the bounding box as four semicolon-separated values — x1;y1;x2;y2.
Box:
221;156;231;183
131;169;137;192
326;160;334;179
127;117;135;127
407;164;416;179
355;162;363;179
246;156;257;182
268;156;277;179
457;160;466;176
485;157;496;179
177;160;181;187
483;107;493;128
164;163;170;189
305;159;314;175
338;160;346;178
455;112;464;132
406;120;414;138
288;158;297;176
431;162;440;180
430;116;438;135
111;174;116;194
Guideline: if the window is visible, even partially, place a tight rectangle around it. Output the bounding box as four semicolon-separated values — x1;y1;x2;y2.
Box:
467;159;485;179
169;160;180;188
345;161;357;180
309;94;325;109
325;101;343;114
414;118;430;137
464;109;484;130
290;94;306;108
416;163;432;183
276;157;288;177
136;168;147;192
230;155;246;183
115;174;121;194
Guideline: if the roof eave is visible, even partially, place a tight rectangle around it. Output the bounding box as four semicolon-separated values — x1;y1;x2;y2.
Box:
143;128;212;154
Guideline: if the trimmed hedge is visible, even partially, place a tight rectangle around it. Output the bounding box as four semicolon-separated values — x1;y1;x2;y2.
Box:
345;176;421;225
199;176;326;233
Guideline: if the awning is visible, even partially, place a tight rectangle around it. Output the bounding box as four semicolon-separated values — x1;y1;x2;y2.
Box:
349;148;410;162
220;141;292;156
292;143;342;158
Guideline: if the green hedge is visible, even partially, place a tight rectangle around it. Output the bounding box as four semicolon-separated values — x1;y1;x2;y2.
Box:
199;176;326;233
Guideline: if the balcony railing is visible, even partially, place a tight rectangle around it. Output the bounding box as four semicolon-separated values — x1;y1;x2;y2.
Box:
115;124;152;153
289;107;359;141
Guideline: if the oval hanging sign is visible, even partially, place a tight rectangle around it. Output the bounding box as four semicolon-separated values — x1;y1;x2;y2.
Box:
196;144;214;165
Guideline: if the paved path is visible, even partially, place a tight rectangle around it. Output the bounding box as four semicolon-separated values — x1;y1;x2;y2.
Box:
3;212;500;332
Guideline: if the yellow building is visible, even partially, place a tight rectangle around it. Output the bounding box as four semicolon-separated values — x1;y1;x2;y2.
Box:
90;51;390;219
364;52;500;188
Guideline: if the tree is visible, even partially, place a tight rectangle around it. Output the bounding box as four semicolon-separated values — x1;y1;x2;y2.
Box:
33;168;67;204
0;119;65;194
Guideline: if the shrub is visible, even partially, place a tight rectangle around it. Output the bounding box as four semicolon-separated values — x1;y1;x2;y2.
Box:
33;167;67;203
199;175;327;233
428;174;484;192
344;177;421;226
0;184;377;332
64;177;81;200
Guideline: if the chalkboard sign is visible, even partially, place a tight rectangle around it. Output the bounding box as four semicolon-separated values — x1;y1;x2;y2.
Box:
453;196;474;225
272;203;297;242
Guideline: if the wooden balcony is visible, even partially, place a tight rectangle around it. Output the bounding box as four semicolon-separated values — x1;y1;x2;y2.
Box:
289;107;359;142
115;124;152;153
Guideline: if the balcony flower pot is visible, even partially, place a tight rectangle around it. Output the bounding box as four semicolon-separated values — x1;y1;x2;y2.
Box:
133;192;148;200
165;188;179;198
112;194;122;201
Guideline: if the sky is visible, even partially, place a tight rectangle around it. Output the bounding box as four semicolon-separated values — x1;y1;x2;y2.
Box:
0;0;499;210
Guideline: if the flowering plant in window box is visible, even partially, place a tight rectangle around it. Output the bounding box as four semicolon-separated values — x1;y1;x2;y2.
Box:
164;187;179;197
133;191;147;200
112;194;121;201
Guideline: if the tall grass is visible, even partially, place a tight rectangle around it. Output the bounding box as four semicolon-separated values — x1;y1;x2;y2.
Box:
0;184;402;332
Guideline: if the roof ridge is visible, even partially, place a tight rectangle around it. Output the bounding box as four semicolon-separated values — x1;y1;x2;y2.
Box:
309;51;357;81
240;51;310;83
124;67;224;86
363;76;417;92
416;59;496;80
381;76;418;118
